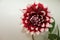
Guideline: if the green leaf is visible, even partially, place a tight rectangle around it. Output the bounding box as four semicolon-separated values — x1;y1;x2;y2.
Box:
48;25;60;40
49;17;55;33
48;34;57;40
48;34;60;40
57;37;60;40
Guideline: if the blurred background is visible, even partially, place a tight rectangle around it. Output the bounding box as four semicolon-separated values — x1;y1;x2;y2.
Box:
0;0;60;40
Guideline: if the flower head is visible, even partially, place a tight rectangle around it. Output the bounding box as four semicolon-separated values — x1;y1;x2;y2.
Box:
22;3;53;35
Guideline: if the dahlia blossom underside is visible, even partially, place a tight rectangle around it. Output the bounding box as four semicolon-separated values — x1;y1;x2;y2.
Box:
22;3;54;35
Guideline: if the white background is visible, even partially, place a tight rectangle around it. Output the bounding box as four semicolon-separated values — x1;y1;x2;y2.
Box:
0;0;60;40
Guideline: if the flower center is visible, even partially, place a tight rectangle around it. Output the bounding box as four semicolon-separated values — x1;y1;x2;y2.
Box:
30;15;44;26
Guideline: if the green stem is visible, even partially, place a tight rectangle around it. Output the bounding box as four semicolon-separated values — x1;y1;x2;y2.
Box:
32;35;34;40
57;25;59;40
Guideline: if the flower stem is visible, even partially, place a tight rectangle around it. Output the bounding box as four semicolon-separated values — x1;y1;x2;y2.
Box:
32;35;34;40
57;25;59;40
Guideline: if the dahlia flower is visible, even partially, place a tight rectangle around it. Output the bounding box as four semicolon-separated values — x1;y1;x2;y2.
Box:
22;3;54;35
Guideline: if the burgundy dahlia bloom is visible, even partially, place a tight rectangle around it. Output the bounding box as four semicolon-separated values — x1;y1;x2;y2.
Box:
22;3;53;35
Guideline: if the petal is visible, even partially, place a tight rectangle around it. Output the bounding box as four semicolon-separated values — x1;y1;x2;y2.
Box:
26;17;29;19
41;11;46;16
41;23;45;27
36;5;38;9
45;28;49;32
40;28;44;32
27;13;29;16
46;17;49;21
38;24;40;26
46;23;49;27
31;27;34;30
25;20;27;23
50;18;54;23
35;27;38;30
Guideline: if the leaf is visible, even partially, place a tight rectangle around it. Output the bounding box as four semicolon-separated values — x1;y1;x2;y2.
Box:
57;37;60;40
49;17;55;33
48;25;60;40
48;34;57;40
48;34;60;40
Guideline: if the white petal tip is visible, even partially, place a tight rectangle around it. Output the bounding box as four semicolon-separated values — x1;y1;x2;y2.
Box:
41;23;45;27
40;28;44;32
27;13;29;16
45;28;49;32
50;18;54;23
31;27;34;30
25;20;27;23
46;23;49;27
35;28;38;30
